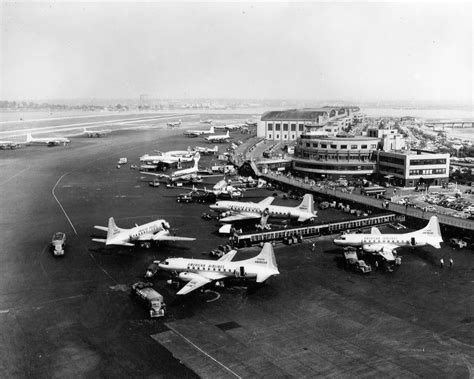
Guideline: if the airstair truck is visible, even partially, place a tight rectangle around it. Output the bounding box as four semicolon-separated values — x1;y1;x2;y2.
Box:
131;282;166;318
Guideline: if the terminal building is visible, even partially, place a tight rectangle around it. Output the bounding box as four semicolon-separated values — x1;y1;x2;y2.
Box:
376;150;450;187
292;132;379;178
258;106;362;142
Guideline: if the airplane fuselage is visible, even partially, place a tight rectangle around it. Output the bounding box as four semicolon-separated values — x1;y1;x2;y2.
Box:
334;231;431;250
159;257;269;281
211;201;314;221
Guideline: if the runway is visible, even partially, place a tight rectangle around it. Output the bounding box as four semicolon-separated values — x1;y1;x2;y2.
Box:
0;113;473;377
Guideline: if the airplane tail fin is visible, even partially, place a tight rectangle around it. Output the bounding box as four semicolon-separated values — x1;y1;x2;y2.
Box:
193;153;200;168
248;243;279;282
106;217;121;243
26;133;33;143
213;145;218;152
419;216;443;248
297;194;315;215
209;126;215;134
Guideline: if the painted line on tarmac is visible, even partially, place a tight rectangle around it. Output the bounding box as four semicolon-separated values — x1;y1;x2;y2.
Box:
205;290;221;303
0;164;31;187
52;172;78;235
167;324;241;379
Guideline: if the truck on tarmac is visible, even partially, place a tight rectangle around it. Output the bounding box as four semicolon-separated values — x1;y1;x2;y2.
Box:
131;282;166;318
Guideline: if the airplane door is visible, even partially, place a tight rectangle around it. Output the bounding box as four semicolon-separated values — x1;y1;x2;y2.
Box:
240;266;245;277
411;237;416;246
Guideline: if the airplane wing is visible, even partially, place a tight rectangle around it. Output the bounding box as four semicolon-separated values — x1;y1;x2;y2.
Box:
139;171;170;179
217;250;238;262
152;230;195;242
177;276;212;295
258;197;275;207
94;225;108;232
220;212;261;222
362;243;398;261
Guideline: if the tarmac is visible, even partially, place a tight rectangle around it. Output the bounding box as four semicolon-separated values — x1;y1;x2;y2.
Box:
0;114;473;378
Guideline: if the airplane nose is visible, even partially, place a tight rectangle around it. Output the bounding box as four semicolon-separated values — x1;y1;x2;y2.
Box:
209;204;218;210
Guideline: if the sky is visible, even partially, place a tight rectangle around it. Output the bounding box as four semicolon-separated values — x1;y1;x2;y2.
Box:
0;1;472;104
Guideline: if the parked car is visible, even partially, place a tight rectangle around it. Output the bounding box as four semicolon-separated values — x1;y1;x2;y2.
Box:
51;232;66;256
145;261;160;278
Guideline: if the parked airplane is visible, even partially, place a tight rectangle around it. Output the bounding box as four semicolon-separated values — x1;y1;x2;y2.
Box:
183;125;215;138
205;130;230;143
26;133;70;146
92;217;195;248
141;153;202;182
194;145;218;155
210;194;317;223
140;149;195;166
167;120;181;127
213;124;245;131
333;216;443;262
158;242;279;295
0;140;21;149
245;121;258;127
83;128;111;137
200;119;213;124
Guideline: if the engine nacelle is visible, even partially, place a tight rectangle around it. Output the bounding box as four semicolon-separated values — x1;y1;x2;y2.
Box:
178;272;202;282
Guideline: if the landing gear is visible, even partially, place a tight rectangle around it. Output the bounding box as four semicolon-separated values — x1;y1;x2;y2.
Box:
140;242;151;249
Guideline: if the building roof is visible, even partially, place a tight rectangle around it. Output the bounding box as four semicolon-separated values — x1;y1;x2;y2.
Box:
261;109;329;121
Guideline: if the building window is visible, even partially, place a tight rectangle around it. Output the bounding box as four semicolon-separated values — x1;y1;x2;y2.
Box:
298;123;304;131
340;145;347;149
268;134;272;139
351;145;357;149
306;143;310;147
291;135;295;140
370;144;377;149
276;134;279;139
291;124;296;131
283;123;288;131
331;144;337;149
361;145;367;149
283;135;287;139
275;123;281;131
321;143;327;148
267;123;273;131
312;143;318;148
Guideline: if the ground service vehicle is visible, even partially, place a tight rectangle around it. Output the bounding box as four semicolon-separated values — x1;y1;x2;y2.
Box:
131;282;165;318
191;191;217;203
51;232;66;256
176;194;193;203
343;250;371;274
145;261;160;278
449;238;467;249
149;179;160;187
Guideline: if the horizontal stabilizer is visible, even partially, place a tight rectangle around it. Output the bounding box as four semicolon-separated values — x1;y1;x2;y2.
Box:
94;226;108;232
92;238;107;244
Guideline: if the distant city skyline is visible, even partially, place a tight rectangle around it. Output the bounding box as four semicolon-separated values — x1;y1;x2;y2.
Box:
1;2;472;105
